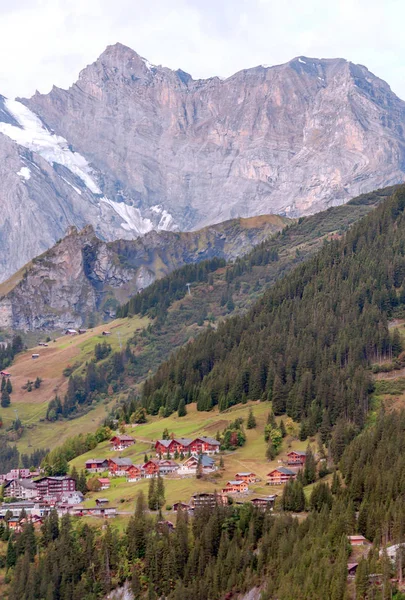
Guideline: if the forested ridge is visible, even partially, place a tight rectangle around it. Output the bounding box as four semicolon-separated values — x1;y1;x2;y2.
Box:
141;186;405;435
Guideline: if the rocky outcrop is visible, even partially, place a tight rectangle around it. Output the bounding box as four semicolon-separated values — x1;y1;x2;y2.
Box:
1;44;405;280
0;215;288;331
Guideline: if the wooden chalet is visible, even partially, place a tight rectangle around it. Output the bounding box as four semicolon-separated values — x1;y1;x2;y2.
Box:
235;472;257;483
65;329;78;335
0;370;11;377
95;498;109;506
286;451;306;466
158;459;180;475
155;436;220;457
267;467;296;485
110;435;135;451
126;465;142;482
191;492;219;510
98;478;110;490
85;458;109;473
251;496;277;511
155;438;192;457
108;457;133;476
188;437;220;455
348;535;372;547
222;480;249;494
142;460;160;478
173;502;191;512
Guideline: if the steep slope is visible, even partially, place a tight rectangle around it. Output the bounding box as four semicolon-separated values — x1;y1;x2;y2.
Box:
0;214;288;331
140;185;405;430
1;44;405;280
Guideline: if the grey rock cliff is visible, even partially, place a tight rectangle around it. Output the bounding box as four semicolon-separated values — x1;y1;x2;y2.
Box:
1;44;405;280
0;214;288;331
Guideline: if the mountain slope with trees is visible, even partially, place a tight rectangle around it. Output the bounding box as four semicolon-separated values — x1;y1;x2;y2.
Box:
141;186;405;436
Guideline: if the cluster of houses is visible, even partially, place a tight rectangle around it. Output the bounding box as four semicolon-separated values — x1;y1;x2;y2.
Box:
86;454;217;481
3;475;82;504
154;436;220;456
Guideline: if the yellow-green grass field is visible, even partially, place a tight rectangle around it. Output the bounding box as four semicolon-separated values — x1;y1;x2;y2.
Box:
2;316;148;452
72;401;313;513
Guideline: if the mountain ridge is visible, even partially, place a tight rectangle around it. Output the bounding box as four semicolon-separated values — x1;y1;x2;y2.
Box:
1;43;405;280
0;213;288;331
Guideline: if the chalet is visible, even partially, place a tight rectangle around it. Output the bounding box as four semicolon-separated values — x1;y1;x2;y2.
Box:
348;535;372;547
98;478;110;490
235;472;257;484
251;496;277;511
173;502;191;512
96;498;109;506
73;505;117;518
189;437;221;455
267;467;296;485
142;460;160;478
3;479;37;500
287;451;307;466
126;464;142;482
155;438;192;457
191;492;219;510
102;331;111;336
110;435;135;451
222;480;249;494
0;371;11;377
178;454;216;475
38;342;49;347
32;353;40;359
65;329;78;335
35;476;76;501
78;329;87;334
85;458;109;473
158;459;180;475
108;458;133;476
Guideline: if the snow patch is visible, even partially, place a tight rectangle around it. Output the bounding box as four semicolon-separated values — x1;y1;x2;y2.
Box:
0;98;101;194
260;64;271;68
150;204;175;230
17;166;31;180
298;58;306;64
101;198;154;235
141;57;155;71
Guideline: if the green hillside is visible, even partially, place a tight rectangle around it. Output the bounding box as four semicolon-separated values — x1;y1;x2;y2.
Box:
141;185;405;434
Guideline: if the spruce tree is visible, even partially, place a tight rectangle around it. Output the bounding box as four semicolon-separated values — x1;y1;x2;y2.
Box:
246;408;256;429
178;399;187;417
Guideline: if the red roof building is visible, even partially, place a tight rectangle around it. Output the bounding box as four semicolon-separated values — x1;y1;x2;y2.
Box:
126;465;142;481
110;435;135;451
108;458;133;476
235;472;257;483
142;460;160;478
97;478;110;490
267;467;296;485
222;480;249;494
286;451;307;466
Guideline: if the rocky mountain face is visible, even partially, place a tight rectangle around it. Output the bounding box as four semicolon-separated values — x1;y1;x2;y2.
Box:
1;44;405;281
0;214;288;331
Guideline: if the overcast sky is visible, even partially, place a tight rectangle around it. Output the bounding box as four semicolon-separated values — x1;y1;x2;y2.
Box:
0;0;404;100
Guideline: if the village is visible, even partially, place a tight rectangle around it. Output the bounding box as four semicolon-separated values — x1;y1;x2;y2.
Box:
0;422;314;529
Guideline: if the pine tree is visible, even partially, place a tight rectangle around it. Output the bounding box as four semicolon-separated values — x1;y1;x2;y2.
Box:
178;398;187;417
1;389;10;408
303;446;317;485
148;477;157;510
6;378;12;394
246;408;256;429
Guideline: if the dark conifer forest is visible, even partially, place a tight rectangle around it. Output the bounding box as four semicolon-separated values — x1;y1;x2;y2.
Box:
141;187;405;435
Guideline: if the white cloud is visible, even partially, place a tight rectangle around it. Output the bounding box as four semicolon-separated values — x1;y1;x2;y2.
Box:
0;0;404;99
